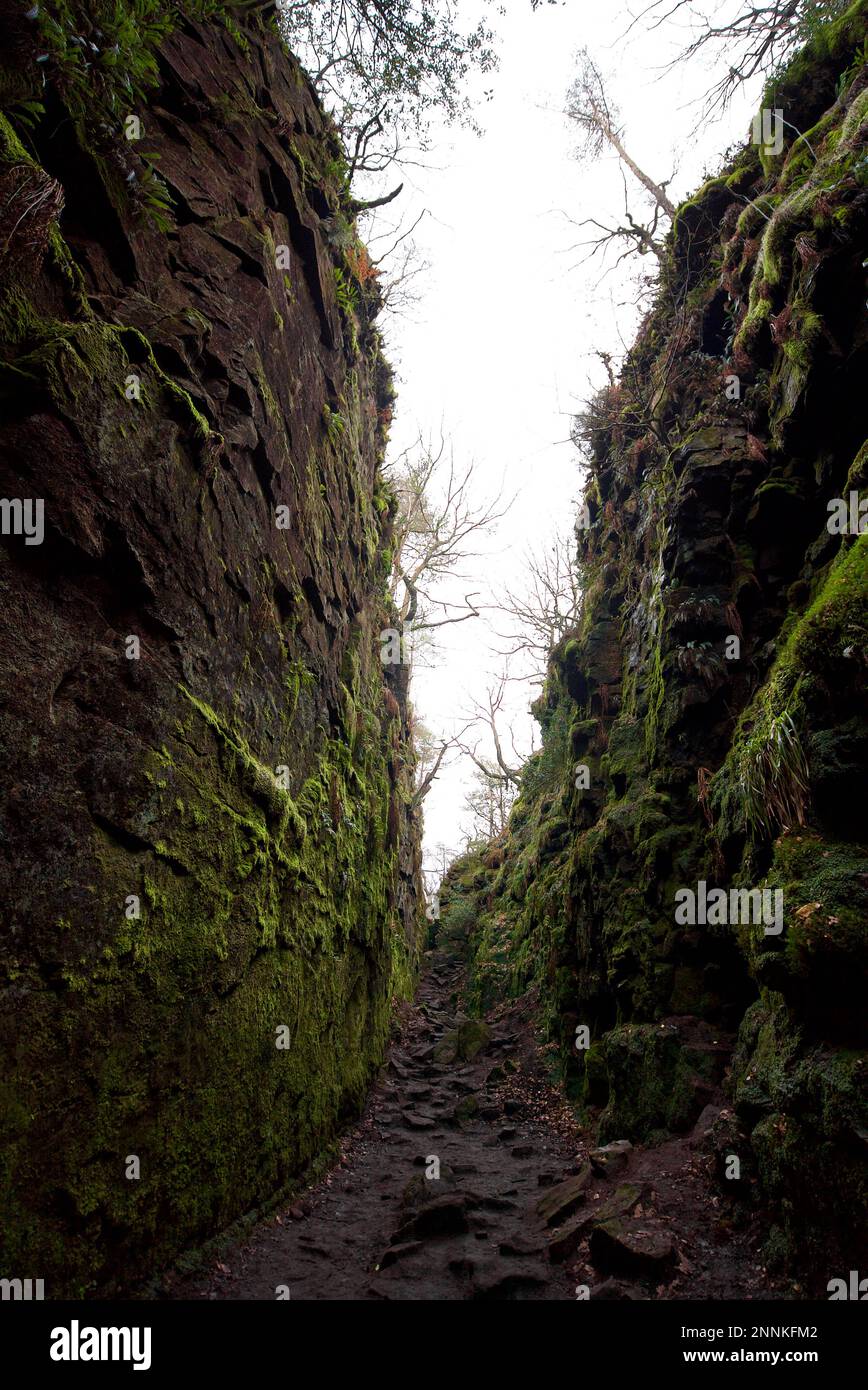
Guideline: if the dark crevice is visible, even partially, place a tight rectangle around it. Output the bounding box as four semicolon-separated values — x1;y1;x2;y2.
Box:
29;90;137;287
301;574;327;625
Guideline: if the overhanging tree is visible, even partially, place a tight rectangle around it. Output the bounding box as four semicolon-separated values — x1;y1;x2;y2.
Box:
623;0;856;115
277;0;497;185
565;47;677;267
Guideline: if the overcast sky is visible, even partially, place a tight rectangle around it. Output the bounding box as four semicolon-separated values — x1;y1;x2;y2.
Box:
362;1;761;884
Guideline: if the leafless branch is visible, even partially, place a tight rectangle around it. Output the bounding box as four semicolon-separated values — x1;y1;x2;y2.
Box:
621;0;834;117
386;433;511;633
488;527;582;670
566;48;677;219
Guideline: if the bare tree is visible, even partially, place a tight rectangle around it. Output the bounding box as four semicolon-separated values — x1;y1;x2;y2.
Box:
462;763;518;842
623;0;853;117
565;48;677;268
387;433;510;638
364;207;431;316
489;527;582;672
456;675;526;791
424;840;450;883
563;170;671;268
381;439;508;818
568;48;677;215
411;718;472;808
421;840;450;928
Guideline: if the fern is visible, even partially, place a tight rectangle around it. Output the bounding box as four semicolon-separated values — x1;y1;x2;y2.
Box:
737;710;811;841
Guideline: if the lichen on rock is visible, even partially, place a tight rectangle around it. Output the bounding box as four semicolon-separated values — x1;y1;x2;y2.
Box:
0;4;423;1295
437;2;868;1282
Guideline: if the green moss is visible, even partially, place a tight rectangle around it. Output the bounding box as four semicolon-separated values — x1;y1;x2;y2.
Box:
596;1023;700;1143
322;402;346;441
794;531;868;671
713;532;867;842
732;999;867;1273
431;4;868;1289
0;3;423;1295
671;176;728;233
2;646;421;1293
781;305;824;371
0;275;215;449
840;81;868;143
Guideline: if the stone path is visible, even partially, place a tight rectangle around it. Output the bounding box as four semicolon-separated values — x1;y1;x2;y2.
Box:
168;949;782;1301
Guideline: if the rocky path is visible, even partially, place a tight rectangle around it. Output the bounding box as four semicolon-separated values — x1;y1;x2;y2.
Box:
168;950;783;1301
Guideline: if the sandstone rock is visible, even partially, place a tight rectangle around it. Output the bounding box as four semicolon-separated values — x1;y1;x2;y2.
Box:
589;1219;677;1278
379;1241;424;1268
499;1237;544;1258
547;1182;644;1264
434;1019;491;1064
589;1278;643;1300
589;1140;633;1176
536;1164;593;1227
401;1169;458;1211
456;1019;492;1060
432;1037;459;1064
398;1197;471;1240
402;1112;437;1130
452;1096;479;1123
0;6;424;1294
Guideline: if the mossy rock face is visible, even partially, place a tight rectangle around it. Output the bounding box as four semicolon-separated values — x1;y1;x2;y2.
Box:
581;1044;610;1107
0;9;423;1294
809;720;868;840
669;966;705;1015
596;1024;708;1143
438;895;476;950
755;834;868;1036
346;1;868;1283
731;999;868;1275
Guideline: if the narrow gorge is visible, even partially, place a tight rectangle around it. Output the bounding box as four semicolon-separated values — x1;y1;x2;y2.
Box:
439;2;868;1290
0;0;865;1328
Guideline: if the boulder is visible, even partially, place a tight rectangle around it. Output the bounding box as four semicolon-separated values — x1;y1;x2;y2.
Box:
589;1140;633;1177
589;1219;677;1278
536;1164;593;1227
433;1019;491;1064
547;1182;644;1264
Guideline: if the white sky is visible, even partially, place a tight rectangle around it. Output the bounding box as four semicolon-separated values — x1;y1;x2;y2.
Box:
360;1;762;884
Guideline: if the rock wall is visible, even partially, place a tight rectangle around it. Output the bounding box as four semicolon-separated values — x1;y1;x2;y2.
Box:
0;5;423;1293
441;2;867;1284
